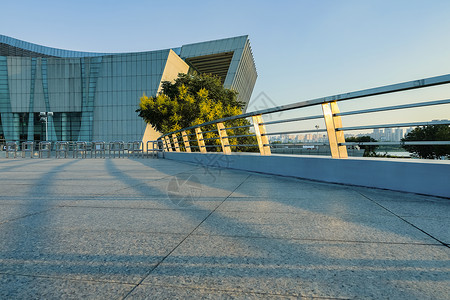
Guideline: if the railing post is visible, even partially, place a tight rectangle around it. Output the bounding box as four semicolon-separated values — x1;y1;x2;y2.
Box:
181;130;191;152
331;101;348;158
216;122;231;154
146;141;155;156
160;138;167;152
252;115;271;155
322;101;348;158
164;136;173;152
172;133;180;152
195;127;207;153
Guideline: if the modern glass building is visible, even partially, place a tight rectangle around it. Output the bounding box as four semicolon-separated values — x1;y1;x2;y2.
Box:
0;34;257;144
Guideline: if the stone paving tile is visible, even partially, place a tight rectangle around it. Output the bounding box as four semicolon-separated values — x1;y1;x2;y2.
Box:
194;210;439;244
127;284;298;299
359;189;450;219
140;235;450;300
400;216;450;245
3;206;211;234
112;179;237;198
66;198;225;211
0;172;45;180
0;224;185;283
0;196;94;203
353;188;450;244
230;175;353;199
0;196;225;211
218;192;392;216
0;274;133;300
353;186;446;205
0;204;51;224
0;183;134;198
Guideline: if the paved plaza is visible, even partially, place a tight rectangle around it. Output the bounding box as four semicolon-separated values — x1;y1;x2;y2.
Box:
0;157;448;299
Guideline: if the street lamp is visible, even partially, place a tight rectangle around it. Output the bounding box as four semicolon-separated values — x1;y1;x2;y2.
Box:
39;112;53;141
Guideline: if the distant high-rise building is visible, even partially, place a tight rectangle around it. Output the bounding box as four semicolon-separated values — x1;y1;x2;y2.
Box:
394;128;404;141
384;128;393;141
373;128;382;140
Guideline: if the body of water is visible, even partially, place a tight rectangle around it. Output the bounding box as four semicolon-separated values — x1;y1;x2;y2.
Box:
376;151;411;157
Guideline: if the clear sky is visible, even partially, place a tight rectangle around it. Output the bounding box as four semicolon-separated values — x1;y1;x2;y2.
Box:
2;0;450;131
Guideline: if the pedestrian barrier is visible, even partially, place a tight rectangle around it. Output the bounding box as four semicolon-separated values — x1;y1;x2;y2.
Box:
146;140;162;158
127;141;143;157
1;140;159;159
109;141;125;158
55;141;69;158
21;142;34;158
73;142;87;158
91;141;106;158
5;142;18;158
38;142;51;158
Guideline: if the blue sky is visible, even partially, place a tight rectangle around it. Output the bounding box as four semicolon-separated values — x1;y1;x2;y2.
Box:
2;0;449;128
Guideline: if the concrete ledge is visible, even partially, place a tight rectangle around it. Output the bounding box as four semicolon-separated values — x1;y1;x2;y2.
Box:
163;152;450;198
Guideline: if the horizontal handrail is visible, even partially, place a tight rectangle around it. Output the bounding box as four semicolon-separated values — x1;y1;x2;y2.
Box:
160;73;450;138
261;114;324;126
266;143;330;146
199;137;221;141
264;129;327;136
226;144;258;147
221;124;254;130
342;141;450;146
338;120;450;131
336;98;450;117
226;134;256;139
157;73;450;159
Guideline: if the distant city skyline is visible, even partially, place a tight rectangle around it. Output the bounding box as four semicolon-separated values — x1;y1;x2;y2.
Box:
268;127;406;144
269;119;449;144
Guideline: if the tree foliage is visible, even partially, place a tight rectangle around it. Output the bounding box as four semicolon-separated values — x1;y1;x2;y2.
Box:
136;73;256;151
402;124;450;159
345;136;379;157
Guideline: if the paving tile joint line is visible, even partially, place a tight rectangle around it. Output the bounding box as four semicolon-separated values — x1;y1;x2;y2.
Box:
121;173;253;300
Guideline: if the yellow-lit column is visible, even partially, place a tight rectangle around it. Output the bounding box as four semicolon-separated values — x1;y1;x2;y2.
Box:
160;138;167;152
195;127;207;153
330;101;348;158
252;115;271;155
164;136;173;152
182;130;191;152
172;133;180;152
322;101;347;158
217;122;231;154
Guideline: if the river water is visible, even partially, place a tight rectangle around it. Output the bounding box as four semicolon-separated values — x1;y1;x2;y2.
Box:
376;151;411;157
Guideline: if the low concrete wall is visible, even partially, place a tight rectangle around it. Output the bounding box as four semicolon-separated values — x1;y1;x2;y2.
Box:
163;152;450;198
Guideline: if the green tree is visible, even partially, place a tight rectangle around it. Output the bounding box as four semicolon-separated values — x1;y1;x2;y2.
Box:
137;73;256;151
345;136;379;157
402;124;450;159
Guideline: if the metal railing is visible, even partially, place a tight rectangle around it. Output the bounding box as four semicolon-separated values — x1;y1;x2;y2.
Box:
158;74;450;158
55;141;69;158
146;140;162;158
0;140;158;159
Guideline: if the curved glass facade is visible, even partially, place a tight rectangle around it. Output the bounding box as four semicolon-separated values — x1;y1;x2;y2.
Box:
0;35;257;143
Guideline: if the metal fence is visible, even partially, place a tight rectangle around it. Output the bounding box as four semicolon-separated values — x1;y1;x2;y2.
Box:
0;140;158;159
158;74;450;158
